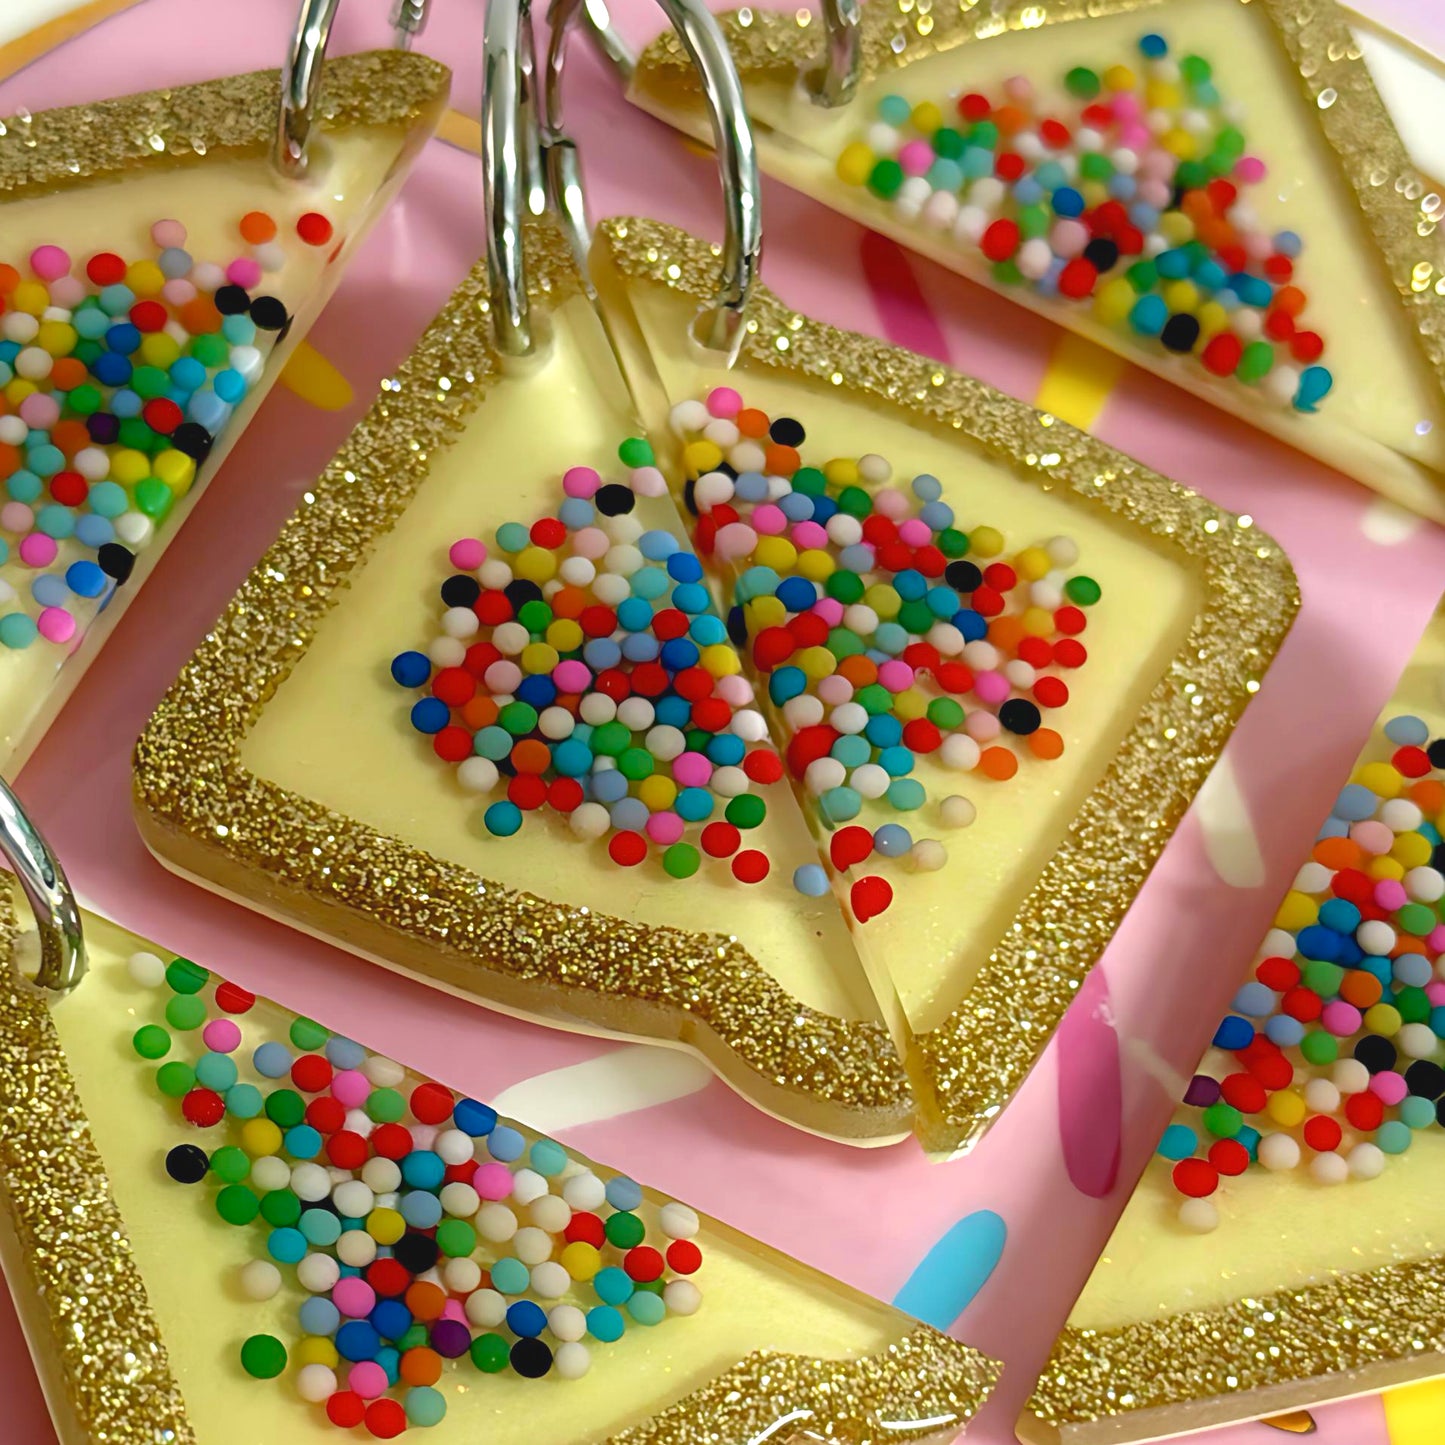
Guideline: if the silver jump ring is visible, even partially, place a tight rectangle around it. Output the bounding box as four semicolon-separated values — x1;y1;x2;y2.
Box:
804;0;861;108
275;0;343;179
391;0;432;48
0;782;85;993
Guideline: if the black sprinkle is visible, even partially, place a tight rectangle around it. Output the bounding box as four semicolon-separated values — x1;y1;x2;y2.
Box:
1428;738;1445;769
715;463;737;479
86;413;120;446
510;1338;552;1378
169;421;214;462
440;575;482;609
726;604;747;648
944;560;982;593
1082;237;1120;273
595;484;635;517
683;477;699;517
503;579;542;610
392;1232;439;1274
769;416;805;447
1160;313;1201;353
97;543;135;585
1406;1060;1445;1099
1354;1034;1397;1075
214;284;251;316
165;1143;210;1184
999;699;1041;736
249;296;288;331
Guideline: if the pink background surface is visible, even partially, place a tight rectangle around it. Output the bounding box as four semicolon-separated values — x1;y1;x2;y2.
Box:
4;3;1445;1443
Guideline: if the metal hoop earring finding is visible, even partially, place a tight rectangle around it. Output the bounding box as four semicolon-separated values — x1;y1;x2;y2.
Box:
0;781;84;993
804;0;861;108
275;0;343;179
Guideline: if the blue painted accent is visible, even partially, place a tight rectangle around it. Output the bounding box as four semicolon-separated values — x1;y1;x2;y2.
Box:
891;1209;1006;1329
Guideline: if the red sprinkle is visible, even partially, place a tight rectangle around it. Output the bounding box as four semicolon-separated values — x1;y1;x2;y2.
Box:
701;822;741;858
1057;258;1098;299
830;825;874;870
1172;1157;1218;1197
182;1087;226;1127
215;981;256;1014
623;1246;665;1282
1302;1115;1342;1152
1208;1138;1250;1176
291;1054;333;1094
666;1239;703;1274
980;219;1021;263
297;212;335;246
850;875;893;922
732;850;770;884
608;831;647;867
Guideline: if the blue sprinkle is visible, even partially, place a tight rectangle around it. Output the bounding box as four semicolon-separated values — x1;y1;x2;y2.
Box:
252;1041;292;1078
1212;1015;1254;1050
507;1300;548;1338
1232;981;1277;1017
608;798;648;832
299;1297;340;1336
1157;1123;1197;1160
1051;186;1085;218
488;1125;525;1162
410;697;449;735
483;801;523;837
1139;32;1168;57
1265;1014;1305;1047
1384;715;1430;747
1333;783;1379;822
793;863;830;897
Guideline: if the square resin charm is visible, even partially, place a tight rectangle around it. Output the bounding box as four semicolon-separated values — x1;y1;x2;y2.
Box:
628;0;1445;524
134;220;1296;1150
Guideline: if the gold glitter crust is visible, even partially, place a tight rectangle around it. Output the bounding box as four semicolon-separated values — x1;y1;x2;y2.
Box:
0;903;998;1444
0;901;194;1445
0;49;450;199
592;218;1299;1153
1028;1254;1445;1431
633;0;1445;508
132;220;914;1142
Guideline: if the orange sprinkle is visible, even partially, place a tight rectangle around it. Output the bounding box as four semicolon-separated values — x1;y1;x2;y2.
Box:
0;264;18;294
1274;285;1307;317
1028;728;1064;761
1312;836;1361;871
550;585;588;620
461;696;498;731
48;358;87;392
1391;934;1426;959
0;443;19;477
1409;778;1444;814
979;746;1019;781
987;616;1026;654
836;654;878;688
510;739;551;774
763;443;801;476
50;419;90;457
993;104;1028;135
1339;971;1382;1008
404;1282;446;1321
239;210;277;245
399;1348;442;1387
735;407;770;439
179;296;222;335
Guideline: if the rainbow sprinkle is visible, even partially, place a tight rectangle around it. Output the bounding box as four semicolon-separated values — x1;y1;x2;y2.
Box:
835;34;1332;415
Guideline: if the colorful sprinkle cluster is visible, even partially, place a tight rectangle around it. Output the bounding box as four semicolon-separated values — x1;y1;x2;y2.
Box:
393;391;1100;924
128;951;702;1437
0;207;333;651
835;33;1333;414
1159;717;1445;1232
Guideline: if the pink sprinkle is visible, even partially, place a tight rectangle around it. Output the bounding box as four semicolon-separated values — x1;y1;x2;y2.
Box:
1137;177;1172;210
552;659;591;693
49;276;84;308
570;526;609;560
966;712;1002;742
897;518;931;547
1234;156;1267;184
751;503;787;535
671;752;712;789
1426;981;1445;1006
19;393;60;430
1350;819;1392;856
201;1018;242;1053
1120;124;1152;154
19;532;56;567
472;1161;513;1200
2;504;34;536
1138;149;1175;180
974;671;1010;705
450;538;486;570
1050;219;1090;258
331;1069;370;1107
1112;92;1142;122
161;278;196;307
1003;74;1033;104
332;1278;376;1318
645;811;684;845
1369;1070;1408;1107
191;261;225;292
898;140;934;177
1427;924;1445;954
348;1362;388;1399
483;660;522;694
714;522;758;560
630;466;667;497
28;245;69;281
562;466;601;499
151;219;187;249
790;521;828;550
1320;1000;1361;1037
1243;232;1273;263
226;256;262;289
1374;878;1409;911
440;1300;468;1324
877;660;914;693
816;674;853;706
812;597;845;627
714;673;752;706
706;386;742;419
872;487;910;520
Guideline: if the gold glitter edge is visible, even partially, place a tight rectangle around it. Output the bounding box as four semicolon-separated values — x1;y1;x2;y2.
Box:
132;218;913;1139
591;217;1298;1152
631;0;1445;506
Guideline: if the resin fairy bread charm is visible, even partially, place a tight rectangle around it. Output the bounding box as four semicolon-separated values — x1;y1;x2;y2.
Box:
0;0;448;770
1029;597;1445;1443
626;0;1445;524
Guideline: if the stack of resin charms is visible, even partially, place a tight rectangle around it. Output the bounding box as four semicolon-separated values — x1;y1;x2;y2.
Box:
834;33;1333;415
129;951;703;1438
392;389;1101;924
0;207;334;653
1159;716;1445;1230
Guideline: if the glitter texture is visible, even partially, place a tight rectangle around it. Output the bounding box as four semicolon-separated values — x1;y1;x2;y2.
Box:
633;0;1445;508
594;218;1298;1151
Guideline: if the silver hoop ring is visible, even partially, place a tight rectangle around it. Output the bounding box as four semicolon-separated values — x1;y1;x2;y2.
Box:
0;782;85;993
804;0;861;108
274;0;343;179
390;0;432;49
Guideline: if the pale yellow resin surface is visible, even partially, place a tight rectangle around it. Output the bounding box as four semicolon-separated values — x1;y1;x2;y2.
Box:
640;0;1445;512
1069;607;1445;1332
47;915;915;1444
0;125;414;769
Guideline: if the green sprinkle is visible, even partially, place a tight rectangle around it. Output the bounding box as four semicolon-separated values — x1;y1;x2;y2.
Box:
826;627;866;660
1079;152;1113;182
662;843;700;879
866;159;904;199
1018;204;1050;240
260;1189;302;1227
1396;985;1431;1024
791;467;827;496
968;120;998;149
289;1017;329;1051
1299;1029;1338;1066
498;701;538;736
1180;54;1212;84
1064;576;1101;606
1065;65;1101;98
132;1024;171;1060
190;333;228;366
398;1324;430;1352
856;683;893;715
1236;341;1274;382
591;720;630;756
825;570;865;604
215;1184;261;1225
165;994;207;1031
1175;159;1208;191
617;747;654;781
240;1334;288;1380
604;1211;646;1249
1126;260;1158;294
156;1061;195;1097
517;599;552;633
897;601;934;635
165;957;209;994
67;383;102;415
992;260;1023;287
725;794;766;830
1201;1101;1242;1138
470;1333;510;1372
134;477;172;519
264;1089;306;1128
618;437;654;468
937;528;968;557
367;1087;406;1123
837;486;872;518
1301;959;1343;999
931;126;966;160
210;1146;251;1184
1397;903;1436;937
436;1220;477;1257
927;698;965;730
